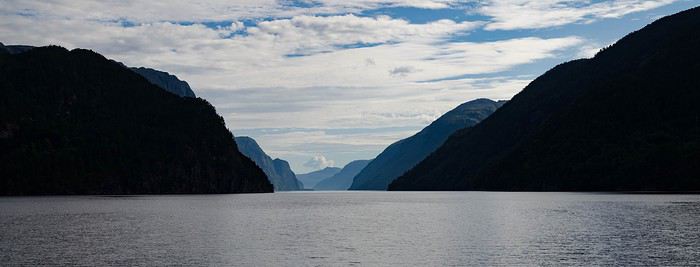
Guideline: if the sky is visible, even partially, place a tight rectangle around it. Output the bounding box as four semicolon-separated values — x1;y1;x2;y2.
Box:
1;0;697;173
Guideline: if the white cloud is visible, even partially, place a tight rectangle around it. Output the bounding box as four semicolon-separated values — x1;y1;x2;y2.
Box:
303;155;336;170
577;43;603;59
0;0;463;23
0;6;569;172
1;10;576;89
1;0;680;173
241;14;482;56
5;0;675;32
479;0;676;30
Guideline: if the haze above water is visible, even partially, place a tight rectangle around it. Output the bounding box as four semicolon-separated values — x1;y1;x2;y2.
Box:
2;192;699;266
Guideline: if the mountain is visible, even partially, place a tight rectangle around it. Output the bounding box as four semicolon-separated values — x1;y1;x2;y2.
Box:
0;44;195;98
350;99;505;190
235;136;303;191
296;167;341;189
314;160;372;190
130;67;196;97
0;45;273;195
390;7;700;191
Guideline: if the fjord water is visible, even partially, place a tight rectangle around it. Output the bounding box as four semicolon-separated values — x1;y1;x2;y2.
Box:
1;192;699;266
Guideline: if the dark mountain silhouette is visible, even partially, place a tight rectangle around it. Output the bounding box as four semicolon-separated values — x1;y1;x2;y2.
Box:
0;44;196;98
131;67;196;97
390;7;700;191
350;99;505;190
0;43;34;55
0;45;273;195
296;167;341;189
314;160;371;190
235;136;303;191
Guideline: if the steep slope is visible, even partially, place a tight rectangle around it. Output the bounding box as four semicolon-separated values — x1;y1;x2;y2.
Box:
0;46;272;195
390;7;700;191
131;67;196;97
314;160;371;190
297;167;341;189
235;136;303;191
350;99;505;190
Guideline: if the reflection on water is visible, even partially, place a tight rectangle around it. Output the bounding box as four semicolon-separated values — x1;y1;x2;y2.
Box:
1;192;699;266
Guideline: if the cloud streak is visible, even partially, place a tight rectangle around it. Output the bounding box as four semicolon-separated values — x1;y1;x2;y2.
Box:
1;0;463;23
480;0;677;30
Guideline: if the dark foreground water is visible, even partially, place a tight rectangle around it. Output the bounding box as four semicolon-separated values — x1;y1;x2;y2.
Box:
1;192;700;266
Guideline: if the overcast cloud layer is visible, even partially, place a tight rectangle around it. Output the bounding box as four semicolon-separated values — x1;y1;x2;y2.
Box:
1;0;695;173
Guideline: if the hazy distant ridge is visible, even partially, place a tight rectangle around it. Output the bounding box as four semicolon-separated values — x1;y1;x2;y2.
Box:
350;98;505;190
297;167;341;189
236;136;303;191
314;160;371;190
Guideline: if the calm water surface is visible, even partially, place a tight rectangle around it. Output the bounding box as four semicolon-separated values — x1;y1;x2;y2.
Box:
1;192;700;266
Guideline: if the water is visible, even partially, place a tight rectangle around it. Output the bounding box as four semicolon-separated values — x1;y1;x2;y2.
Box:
1;192;699;266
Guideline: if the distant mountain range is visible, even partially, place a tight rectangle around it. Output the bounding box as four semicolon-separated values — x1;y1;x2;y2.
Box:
314;160;371;190
350;99;505;190
390;7;700;191
0;45;272;195
297;167;341;189
235;136;303;191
